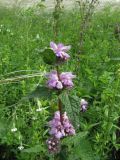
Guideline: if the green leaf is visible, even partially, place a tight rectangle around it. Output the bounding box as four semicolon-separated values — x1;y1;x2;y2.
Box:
42;48;56;65
62;132;95;160
112;132;116;144
69;138;95;160
62;132;88;146
22;145;44;153
60;92;80;128
28;85;53;100
111;57;120;61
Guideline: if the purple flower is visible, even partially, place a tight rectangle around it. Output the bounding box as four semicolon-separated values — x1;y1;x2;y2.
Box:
80;99;88;112
46;71;76;90
48;111;75;139
50;42;71;60
46;137;60;153
60;72;76;89
46;71;63;90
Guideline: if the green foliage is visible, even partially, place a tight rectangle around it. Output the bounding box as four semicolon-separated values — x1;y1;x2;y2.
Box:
28;85;53;99
62;132;96;160
0;4;120;160
0;118;7;138
22;145;45;153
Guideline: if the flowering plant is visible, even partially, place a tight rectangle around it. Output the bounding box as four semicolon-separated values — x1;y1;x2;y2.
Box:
32;41;88;154
42;42;76;153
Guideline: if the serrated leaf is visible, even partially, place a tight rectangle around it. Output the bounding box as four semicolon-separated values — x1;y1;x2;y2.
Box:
22;145;44;153
62;132;88;146
28;85;53;100
62;132;95;160
60;92;80;128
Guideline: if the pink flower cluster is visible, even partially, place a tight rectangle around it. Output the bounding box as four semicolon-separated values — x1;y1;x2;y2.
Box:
50;42;71;61
46;71;76;90
48;111;75;139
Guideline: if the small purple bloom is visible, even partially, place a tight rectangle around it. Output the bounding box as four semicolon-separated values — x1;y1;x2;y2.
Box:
50;42;71;60
48;111;75;139
60;72;76;89
80;99;88;112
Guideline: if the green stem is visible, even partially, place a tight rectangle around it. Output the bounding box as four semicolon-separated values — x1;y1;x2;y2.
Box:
58;96;63;124
56;65;63;124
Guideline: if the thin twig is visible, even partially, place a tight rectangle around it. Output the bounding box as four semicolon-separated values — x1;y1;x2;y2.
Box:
0;72;45;84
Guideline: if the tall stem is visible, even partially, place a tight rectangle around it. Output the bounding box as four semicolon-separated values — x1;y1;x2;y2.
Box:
56;65;63;124
58;96;63;124
53;0;63;124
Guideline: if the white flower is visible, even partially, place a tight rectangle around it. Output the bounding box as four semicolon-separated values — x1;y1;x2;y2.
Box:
32;117;37;120
36;107;48;112
36;108;43;112
18;145;24;150
11;127;17;132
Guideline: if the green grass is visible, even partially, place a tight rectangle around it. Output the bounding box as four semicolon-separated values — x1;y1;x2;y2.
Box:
0;5;120;160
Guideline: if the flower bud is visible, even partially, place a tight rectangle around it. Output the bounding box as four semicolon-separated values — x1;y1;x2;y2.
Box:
80;99;88;112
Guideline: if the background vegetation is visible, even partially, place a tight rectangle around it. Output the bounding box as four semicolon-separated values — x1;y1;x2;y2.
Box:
0;2;120;160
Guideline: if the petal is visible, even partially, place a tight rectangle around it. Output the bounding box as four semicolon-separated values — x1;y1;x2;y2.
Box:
80;99;88;106
61;45;71;52
82;105;87;111
54;111;60;120
57;43;64;48
50;42;58;51
69;128;76;135
49;128;57;135
56;51;64;58
63;52;70;60
56;81;63;89
48;80;57;88
55;131;63;139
